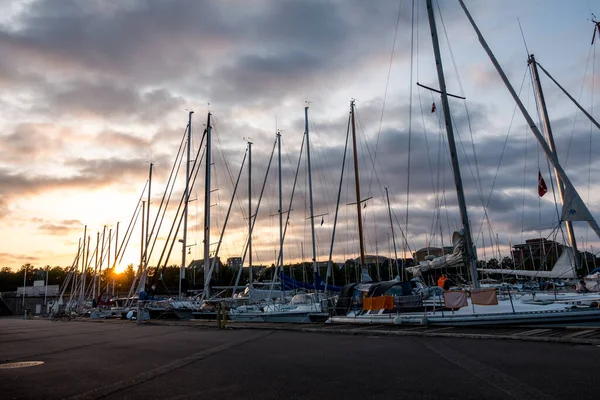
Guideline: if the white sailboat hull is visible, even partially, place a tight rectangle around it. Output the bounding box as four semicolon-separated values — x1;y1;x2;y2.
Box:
329;298;600;327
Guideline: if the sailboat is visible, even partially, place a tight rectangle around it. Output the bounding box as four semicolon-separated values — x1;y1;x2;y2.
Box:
228;106;330;323
329;0;600;327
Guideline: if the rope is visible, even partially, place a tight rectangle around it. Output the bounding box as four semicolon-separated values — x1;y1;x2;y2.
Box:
586;42;596;247
405;0;415;261
369;0;404;197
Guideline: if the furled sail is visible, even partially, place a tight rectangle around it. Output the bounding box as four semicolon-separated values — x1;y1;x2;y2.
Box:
406;230;466;276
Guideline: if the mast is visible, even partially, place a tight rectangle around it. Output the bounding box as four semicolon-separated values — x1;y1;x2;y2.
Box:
458;0;600;248
350;100;367;269
146;163;153;269
99;225;106;295
277;130;284;275
93;231;99;299
305;106;318;276
79;225;87;305
529;54;580;271
203;112;212;298
385;187;400;278
426;0;480;288
140;201;145;284
180;111;193;298
205;148;248;299
108;228;112;297
248;140;253;287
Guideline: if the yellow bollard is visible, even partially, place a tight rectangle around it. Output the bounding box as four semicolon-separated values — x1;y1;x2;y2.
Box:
220;302;227;329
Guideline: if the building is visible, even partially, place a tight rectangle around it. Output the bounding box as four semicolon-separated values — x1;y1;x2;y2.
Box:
226;257;242;269
511;238;563;271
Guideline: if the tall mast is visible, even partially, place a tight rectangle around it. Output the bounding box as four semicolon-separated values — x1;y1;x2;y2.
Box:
350;100;366;267
146;163;153;269
180;111;193;298
277;130;284;272
108;228;112;297
305;106;318;275
529;54;580;271
93;231;99;298
426;0;480;288
458;0;600;247
203;112;212;298
248;140;253;286
140;201;145;280
99;225;106;295
385;187;400;278
79;225;87;305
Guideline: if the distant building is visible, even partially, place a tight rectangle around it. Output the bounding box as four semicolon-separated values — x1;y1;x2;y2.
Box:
188;257;223;272
511;238;563;271
227;257;242;269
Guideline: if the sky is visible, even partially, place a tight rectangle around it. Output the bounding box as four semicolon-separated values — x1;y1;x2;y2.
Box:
1;0;599;273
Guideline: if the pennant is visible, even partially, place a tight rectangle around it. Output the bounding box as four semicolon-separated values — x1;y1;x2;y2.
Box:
538;170;547;197
431;102;436;113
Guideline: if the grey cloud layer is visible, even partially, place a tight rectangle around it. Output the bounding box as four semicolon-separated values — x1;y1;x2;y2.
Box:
0;0;597;268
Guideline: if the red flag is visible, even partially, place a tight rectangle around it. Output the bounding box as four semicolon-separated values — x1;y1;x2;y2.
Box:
431;102;436;113
538;170;547;197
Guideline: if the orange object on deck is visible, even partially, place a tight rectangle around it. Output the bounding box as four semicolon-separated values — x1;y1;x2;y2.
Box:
437;276;449;289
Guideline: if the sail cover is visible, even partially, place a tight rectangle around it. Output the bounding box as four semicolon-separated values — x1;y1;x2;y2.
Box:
406;230;466;276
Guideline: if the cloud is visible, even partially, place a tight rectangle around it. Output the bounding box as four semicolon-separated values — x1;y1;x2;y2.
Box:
0;252;40;265
0;0;598;269
37;219;82;236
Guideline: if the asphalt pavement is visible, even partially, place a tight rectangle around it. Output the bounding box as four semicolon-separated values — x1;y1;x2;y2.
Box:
1;318;598;399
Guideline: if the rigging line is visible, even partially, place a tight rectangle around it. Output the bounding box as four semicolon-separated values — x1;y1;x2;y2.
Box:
145;125;188;267
153;130;207;279
529;63;545;240
147;150;183;270
161;145;207;273
354;105;412;254
273;134;306;275
517;18;530;57
354;105;408;248
368;0;404;196
308;119;337;223
520;79;531;244
528;60;567;246
561;46;595;166
436;0;484;199
406;0;415;257
474;68;527;242
586;42;596;247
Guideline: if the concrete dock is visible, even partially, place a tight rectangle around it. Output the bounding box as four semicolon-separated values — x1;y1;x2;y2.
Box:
1;318;599;399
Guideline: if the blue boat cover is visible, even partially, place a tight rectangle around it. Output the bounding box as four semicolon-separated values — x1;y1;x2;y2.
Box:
279;271;342;292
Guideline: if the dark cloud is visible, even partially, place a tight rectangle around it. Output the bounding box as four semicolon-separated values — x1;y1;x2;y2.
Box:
0;0;598;268
39;83;184;122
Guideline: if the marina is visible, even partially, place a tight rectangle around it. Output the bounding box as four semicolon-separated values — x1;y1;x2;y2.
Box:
2;1;600;399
